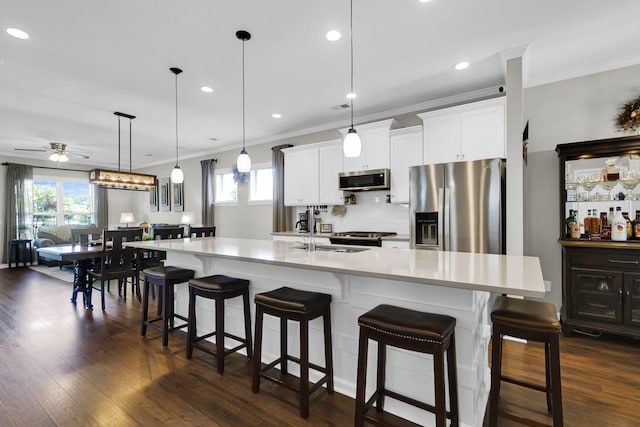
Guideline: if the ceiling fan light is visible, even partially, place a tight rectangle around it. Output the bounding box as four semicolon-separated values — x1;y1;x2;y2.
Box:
49;153;60;161
343;128;361;157
58;153;69;162
171;165;184;183
237;149;251;173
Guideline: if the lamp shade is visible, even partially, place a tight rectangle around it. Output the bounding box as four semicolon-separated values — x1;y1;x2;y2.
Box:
179;211;195;224
237;149;251;172
119;212;136;224
171;165;184;183
343;128;362;157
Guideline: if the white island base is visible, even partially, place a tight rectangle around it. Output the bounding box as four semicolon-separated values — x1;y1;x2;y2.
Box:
167;251;490;427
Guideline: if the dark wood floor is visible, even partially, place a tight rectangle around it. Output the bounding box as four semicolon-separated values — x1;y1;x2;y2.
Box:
0;267;638;426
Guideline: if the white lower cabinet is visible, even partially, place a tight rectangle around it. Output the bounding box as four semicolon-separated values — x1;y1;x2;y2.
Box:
381;240;410;249
389;126;423;203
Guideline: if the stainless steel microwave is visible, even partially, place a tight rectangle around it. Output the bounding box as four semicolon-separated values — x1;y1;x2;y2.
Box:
338;169;390;191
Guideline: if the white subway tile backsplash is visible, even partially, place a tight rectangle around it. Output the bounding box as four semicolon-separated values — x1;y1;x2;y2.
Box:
296;191;410;234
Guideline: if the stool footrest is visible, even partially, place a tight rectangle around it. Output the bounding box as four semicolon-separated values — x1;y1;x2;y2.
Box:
502;374;547;393
258;365;329;395
192;339;249;358
144;318;188;333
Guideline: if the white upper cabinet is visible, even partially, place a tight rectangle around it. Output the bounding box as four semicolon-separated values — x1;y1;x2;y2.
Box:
389;126;423;204
318;140;345;205
341;119;399;172
418;97;505;164
284;147;319;206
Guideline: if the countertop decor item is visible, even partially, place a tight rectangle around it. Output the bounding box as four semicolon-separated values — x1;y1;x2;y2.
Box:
616;95;640;132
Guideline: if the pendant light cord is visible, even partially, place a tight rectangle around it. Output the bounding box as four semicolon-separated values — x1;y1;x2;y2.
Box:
350;0;355;129
117;116;121;172
175;71;179;166
242;38;246;151
129;119;132;173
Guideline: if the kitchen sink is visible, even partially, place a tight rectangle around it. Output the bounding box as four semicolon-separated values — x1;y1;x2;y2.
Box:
293;244;369;253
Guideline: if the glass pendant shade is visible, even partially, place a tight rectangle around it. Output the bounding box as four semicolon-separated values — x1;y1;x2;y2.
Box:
343;128;361;157
237;149;251;172
171;165;184;183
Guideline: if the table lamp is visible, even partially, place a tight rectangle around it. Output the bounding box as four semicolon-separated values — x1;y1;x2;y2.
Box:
180;211;195;237
119;212;136;227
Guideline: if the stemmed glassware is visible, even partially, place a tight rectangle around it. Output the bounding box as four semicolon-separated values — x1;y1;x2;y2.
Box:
620;170;640;200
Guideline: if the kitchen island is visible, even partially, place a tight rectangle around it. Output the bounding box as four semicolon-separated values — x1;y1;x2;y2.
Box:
126;237;545;427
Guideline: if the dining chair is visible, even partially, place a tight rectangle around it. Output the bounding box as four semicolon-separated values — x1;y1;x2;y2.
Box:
189;226;216;238
153;227;184;240
89;229;142;310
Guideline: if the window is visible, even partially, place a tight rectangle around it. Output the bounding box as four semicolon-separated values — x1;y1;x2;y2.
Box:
215;169;238;203
249;164;273;202
32;176;94;230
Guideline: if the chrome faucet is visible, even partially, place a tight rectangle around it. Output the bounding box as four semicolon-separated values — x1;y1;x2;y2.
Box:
308;208;317;251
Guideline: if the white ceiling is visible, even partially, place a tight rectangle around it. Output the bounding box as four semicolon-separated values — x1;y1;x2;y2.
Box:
1;0;639;169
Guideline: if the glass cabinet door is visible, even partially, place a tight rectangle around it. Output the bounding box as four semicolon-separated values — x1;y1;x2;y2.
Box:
570;268;623;323
624;273;640;327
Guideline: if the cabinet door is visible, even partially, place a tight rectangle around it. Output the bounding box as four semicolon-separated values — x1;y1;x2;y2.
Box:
624;273;640;327
570;267;623;323
422;113;460;164
318;142;344;205
284;149;319;206
363;128;391;170
460;102;505;161
390;129;423;203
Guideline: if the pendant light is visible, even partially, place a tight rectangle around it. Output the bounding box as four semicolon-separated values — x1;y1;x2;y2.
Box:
236;30;252;173
170;67;184;184
343;0;361;158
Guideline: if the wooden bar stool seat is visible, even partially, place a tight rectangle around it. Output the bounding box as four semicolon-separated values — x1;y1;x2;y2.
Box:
252;286;334;419
186;275;252;374
355;304;459;427
489;296;563;427
141;266;195;347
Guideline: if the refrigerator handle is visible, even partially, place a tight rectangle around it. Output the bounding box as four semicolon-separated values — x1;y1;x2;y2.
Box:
443;187;450;251
438;187;445;251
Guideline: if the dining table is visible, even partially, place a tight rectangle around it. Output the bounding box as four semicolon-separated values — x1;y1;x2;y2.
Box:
36;244;104;309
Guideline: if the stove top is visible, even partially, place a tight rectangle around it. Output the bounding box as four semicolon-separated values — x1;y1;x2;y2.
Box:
331;231;397;238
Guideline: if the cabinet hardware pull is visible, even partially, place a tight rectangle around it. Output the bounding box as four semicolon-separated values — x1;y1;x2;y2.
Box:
619;289;623;305
608;259;639;265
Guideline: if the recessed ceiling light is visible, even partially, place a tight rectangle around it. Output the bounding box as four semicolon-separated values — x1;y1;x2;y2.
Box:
6;28;29;39
419;0;433;3
454;61;470;70
326;30;341;41
346;92;357;99
201;86;214;93
272;113;282;119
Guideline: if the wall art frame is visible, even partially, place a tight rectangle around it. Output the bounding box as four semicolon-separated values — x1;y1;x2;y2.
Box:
172;182;184;212
160;178;171;212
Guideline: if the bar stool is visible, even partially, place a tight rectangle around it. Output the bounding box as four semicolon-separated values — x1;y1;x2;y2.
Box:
141;266;195;347
354;304;459;427
489;296;563;427
186;275;252;374
252;286;334;418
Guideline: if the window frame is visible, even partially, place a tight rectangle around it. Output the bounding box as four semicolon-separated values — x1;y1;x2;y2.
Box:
214;168;239;205
32;173;95;229
248;162;273;205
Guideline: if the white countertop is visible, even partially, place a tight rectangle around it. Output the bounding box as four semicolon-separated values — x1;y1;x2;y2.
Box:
127;237;545;297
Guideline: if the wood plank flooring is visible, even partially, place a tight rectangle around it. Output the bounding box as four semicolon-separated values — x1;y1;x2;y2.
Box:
0;267;638;426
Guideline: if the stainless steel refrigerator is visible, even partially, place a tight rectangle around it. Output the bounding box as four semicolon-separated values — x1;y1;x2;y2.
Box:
409;158;505;254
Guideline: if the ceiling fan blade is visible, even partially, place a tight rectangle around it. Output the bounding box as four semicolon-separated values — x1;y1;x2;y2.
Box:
68;152;91;159
14;148;48;152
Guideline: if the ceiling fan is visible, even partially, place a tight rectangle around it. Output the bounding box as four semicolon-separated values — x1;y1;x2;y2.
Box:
14;142;91;162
